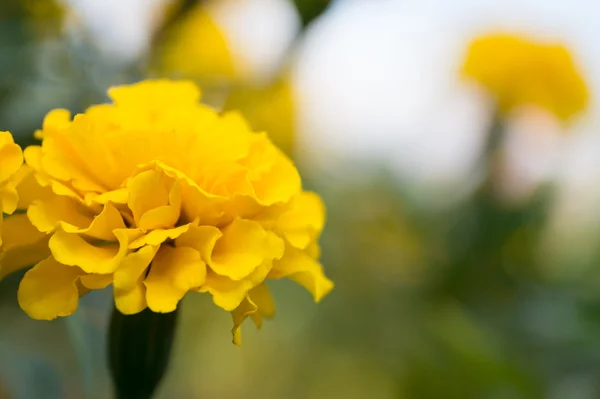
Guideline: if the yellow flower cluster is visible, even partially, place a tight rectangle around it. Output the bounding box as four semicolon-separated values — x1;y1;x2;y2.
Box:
462;33;589;121
0;80;333;344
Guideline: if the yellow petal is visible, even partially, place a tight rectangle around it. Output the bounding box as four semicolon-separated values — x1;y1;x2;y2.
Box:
200;260;272;311
248;282;275;326
42;109;72;135
115;283;147;315
230;283;276;345
90;203;128;238
127;169;180;229
238;133;301;205
278;192;325;249
269;246;333;302
174;224;221;263
80;274;113;290
145;245;207;313
18;257;84;320
0;184;18;215
23;145;44;172
231;295;257;346
114;245;160;291
49;228;133;274
14;165;53;210
114;245;160;315
41;135;109;194
129;224;191;249
0;131;23;183
71;202;127;241
0;213;50;279
109;79;201;109
27;195;94;234
84;188;129;206
137;161;226;226
209;218;284;280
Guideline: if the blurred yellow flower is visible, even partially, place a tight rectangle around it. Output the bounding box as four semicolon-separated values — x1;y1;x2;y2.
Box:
0;132;24;246
156;4;238;83
7;80;332;344
462;33;589;121
224;74;296;155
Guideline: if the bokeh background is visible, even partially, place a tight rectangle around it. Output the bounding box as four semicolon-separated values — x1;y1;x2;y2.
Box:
3;0;600;398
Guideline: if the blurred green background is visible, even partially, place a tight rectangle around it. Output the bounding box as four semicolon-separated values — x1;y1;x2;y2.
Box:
3;0;600;398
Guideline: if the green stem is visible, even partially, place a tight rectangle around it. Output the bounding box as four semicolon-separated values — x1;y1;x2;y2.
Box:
108;307;179;399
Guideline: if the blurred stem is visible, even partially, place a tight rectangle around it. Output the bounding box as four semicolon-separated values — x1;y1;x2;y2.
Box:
151;0;202;49
436;108;553;309
480;111;505;188
293;0;331;27
435;110;512;302
108;307;179;399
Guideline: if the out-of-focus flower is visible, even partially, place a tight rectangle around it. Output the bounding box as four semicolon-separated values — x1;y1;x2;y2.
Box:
224;74;295;155
0;132;24;247
155;4;238;84
153;0;301;88
462;33;589;122
6;80;332;344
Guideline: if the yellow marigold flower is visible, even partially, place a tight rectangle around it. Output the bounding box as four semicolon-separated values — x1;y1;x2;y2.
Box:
224;74;295;155
462;33;589;121
11;79;333;344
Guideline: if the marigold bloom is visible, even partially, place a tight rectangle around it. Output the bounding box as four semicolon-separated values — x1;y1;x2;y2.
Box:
7;80;332;344
462;33;589;121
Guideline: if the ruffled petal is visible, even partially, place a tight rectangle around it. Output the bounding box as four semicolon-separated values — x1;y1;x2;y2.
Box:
129;224;190;249
174;224;222;263
59;202;126;241
278;192;325;249
49;228;136;274
0;131;23;183
209;218;284;280
248;282;276;325
109;80;201;109
114;245;160;315
28;195;94;234
145;246;207;313
231;296;257;346
127;169;181;230
136;161;226;225
15;165;53;210
0;214;51;279
80;274;113;290
230;283;275;345
0;184;18;215
84;188;129;206
200;261;272;311
18;257;84;320
269;246;333;302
